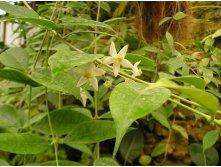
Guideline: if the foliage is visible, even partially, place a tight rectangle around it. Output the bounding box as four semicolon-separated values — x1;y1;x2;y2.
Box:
0;1;220;166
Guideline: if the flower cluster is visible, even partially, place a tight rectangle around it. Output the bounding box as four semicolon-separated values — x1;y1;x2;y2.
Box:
76;42;142;107
103;42;142;77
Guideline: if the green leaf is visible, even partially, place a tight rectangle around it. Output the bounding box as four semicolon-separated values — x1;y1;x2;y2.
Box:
64;120;116;144
33;108;91;135
157;79;219;120
159;17;172;26
152;111;170;130
188;143;219;166
48;50;103;74
17;18;58;29
159;72;206;89
64;142;92;156
93;157;119;166
61;17;115;32
0;68;40;87
41;160;82;166
0;1;39;18
203;130;219;152
172;12;188;20
0;159;10;166
0;133;50;154
0;47;29;70
212;29;221;38
119;130;144;163
172;124;188;139
126;53;154;68
151;143;167;157
99;2;111;14
165;31;174;46
31;68;80;98
110;80;171;157
0;104;19;127
138;155;152;166
204;147;219;166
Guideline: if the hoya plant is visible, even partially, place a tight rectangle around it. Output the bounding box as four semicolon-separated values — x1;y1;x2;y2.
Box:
0;1;220;166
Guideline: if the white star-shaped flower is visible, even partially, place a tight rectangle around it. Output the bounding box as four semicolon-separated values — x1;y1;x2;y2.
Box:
103;42;133;77
77;63;105;91
132;61;142;77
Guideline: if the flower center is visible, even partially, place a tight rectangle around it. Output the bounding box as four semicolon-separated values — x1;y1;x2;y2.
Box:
115;54;124;63
84;72;92;79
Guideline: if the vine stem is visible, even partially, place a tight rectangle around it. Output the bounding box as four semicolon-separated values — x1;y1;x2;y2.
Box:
27;86;32;129
45;87;59;166
56;37;221;126
93;1;101;161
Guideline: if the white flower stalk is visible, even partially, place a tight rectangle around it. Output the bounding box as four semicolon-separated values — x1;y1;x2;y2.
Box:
77;63;105;91
103;42;133;77
80;88;88;107
132;61;142;77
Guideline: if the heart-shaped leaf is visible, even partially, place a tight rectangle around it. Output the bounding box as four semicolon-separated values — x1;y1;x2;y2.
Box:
110;80;171;157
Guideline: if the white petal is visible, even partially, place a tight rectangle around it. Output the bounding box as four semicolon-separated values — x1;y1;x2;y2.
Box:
90;77;98;91
109;42;117;57
121;59;133;68
93;67;105;77
134;61;141;67
103;57;115;65
80;88;88;107
113;63;120;77
118;45;128;57
77;76;88;87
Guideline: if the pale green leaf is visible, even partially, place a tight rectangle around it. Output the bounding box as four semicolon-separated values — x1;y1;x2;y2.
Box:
166;31;174;46
93;157;119;166
0;133;50;154
0;159;10;166
31;68;80;98
0;1;39;18
48;50;103;74
0;47;29;70
212;29;221;38
172;124;188;139
64;120;116;144
159;17;172;26
152;111;171;130
0;104;19;127
110;80;171;157
203;129;219;152
172;12;188;20
151;143;167;157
